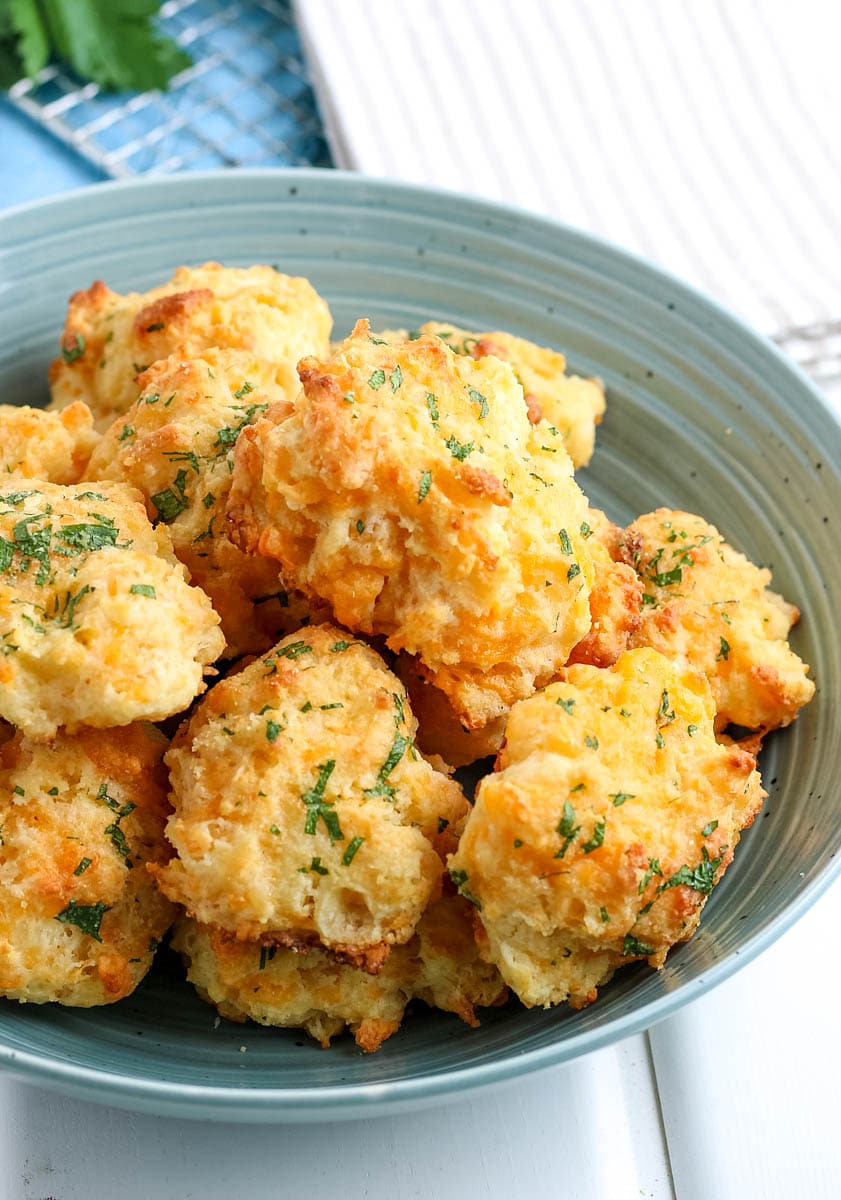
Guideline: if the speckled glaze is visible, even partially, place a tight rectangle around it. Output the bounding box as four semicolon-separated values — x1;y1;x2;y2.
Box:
0;170;838;1122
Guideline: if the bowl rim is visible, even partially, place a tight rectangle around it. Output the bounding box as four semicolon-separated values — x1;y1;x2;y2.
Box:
1;166;839;1120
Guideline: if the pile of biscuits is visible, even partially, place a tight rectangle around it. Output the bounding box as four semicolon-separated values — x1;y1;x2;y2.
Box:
0;263;814;1050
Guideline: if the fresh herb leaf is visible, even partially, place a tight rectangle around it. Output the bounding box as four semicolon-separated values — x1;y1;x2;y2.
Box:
623;934;654;957
61;333;85;363
417;469;432;503
364;732;408;799
266;719;283;743
701;819;719;838
558;528;573;555
717;636;731;661
301;760;342;842
567;562;581;581
556;697;576;713
129;583;155;598
73;857;92;876
610;792;635;806
342;836;365;865
467;386;489;418
445;434;473;460
555;800;580;858
425;392;439;425
449;868;482;910
368;368;386;390
55;900;110;942
584;734;599;751
582;820;606;853
390;365;403;392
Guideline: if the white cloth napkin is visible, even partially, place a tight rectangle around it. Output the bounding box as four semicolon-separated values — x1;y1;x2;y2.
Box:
296;0;841;337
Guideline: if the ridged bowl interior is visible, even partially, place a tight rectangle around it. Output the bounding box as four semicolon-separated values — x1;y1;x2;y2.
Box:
0;170;838;1121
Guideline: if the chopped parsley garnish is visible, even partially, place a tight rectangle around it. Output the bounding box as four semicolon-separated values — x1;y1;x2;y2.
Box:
657;689;676;725
356;519;365;534
13;785;24;797
513;838;523;848
266;720;283;743
259;945;277;971
653;566;682;587
623;934;654;957
580;522;593;539
301;760;342;842
118;425;135;442
717;636;731;661
449;868;482;910
55;900;110;942
56;521;119;553
426;392;440;426
610;792;635;806
390;365;403;392
658;847;724;895
581;820;606;853
567;563;581;582
584;734;599;751
234;381;254;399
342;836;365;865
558;528;573;555
655;731;665;749
445;435;473;460
701;819;719;838
151;470;189;522
331;641;352;652
277;641;312;660
364;732;408;799
467;387;489;418
600;907;610;922
269;824;281;836
61;334;85;363
130;583;156;598
555;800;580;858
307;857;329;876
687;723;698;736
203;492;215;509
368;369;386;390
639;858;663;894
556;697;576;713
417;470;433;503
73;857;92;876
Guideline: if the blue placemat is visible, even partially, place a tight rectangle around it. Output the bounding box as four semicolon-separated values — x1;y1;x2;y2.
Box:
4;0;331;191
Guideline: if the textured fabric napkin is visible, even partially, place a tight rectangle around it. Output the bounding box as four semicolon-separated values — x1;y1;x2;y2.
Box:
296;0;841;337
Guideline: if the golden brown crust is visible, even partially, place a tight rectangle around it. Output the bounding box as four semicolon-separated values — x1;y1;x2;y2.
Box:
0;403;99;484
419;321;606;468
621;509;815;730
0;481;224;737
85;349;325;656
49;263;333;430
450;648;765;1008
153;625;468;960
172;891;505;1050
227;319;595;733
0;724;175;1006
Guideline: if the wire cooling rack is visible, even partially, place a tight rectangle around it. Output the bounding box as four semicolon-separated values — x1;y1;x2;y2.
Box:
6;0;332;176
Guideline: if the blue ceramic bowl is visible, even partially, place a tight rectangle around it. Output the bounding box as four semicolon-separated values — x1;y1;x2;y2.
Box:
0;170;839;1122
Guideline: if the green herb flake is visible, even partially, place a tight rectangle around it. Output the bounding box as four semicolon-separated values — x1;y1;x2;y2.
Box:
639;857;663;894
658;847;724;895
580;522;593;539
342;836;365;866
56;521;119;553
47;787;59;796
514;838;524;848
655;731;665;749
623;934;654;957
308;856;329;876
584;734;599;751
73;857;93;876
599;906;610;923
61;334;85;363
129;583;156;598
717;636;731;661
234;381;254;399
269;824;281;836
258;945;277;971
467;387;489;418
567;562;581;582
581;820;606;854
368;368;386;390
701;819;719;838
687;723;698;736
276;641;312;660
364;732;408;799
390;365;403;392
356;519;365;534
301;760;343;842
555;800;580;859
425;392;440;425
331;641;352;653
13;785;24;797
118;425;135;442
417;469;433;503
610;792;635;807
558;528;573;555
449;868;482;910
438;817;450;834
445;434;473;460
266;720;283;743
556;697;576;713
55;900;110;943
